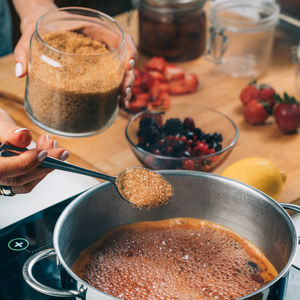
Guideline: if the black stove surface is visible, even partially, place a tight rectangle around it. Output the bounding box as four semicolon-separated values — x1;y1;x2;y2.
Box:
1;197;299;300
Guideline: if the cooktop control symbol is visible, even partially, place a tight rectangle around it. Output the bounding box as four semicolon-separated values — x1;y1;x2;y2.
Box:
8;238;29;251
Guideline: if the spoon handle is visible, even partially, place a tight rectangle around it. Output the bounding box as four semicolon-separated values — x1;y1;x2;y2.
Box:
41;156;116;183
0;144;116;183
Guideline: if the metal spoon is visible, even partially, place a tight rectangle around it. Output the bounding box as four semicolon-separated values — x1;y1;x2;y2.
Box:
0;143;173;208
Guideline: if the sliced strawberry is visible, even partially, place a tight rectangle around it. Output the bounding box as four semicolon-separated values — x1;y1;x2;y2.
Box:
163;64;185;81
168;74;198;95
132;86;144;96
135;93;151;103
150;80;169;100
133;68;143;87
151;91;170;110
140;71;153;92
145;56;168;72
128;93;151;113
149;70;165;82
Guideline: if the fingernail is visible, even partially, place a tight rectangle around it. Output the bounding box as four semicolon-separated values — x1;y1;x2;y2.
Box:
60;151;69;161
14;128;29;134
125;87;131;97
15;62;23;78
46;135;50;140
38;150;48;161
53;140;58;149
129;58;135;69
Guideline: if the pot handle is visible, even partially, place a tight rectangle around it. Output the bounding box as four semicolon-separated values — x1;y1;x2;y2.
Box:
23;248;85;298
280;203;300;214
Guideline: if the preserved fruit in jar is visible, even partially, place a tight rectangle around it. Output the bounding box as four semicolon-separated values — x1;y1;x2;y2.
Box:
135;0;206;62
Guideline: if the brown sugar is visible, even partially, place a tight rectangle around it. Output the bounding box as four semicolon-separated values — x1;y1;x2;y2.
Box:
116;167;173;208
26;31;124;134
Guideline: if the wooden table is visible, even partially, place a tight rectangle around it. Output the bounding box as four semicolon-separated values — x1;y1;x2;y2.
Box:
0;11;299;204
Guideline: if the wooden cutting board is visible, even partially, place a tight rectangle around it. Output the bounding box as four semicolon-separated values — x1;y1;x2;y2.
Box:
0;11;299;204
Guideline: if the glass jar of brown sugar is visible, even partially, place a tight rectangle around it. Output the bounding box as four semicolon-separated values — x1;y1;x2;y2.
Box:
133;0;207;62
25;7;126;137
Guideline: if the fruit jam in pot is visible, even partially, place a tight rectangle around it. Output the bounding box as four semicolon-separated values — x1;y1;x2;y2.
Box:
134;0;207;62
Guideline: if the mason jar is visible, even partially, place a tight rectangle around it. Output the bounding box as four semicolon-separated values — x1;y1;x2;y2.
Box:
206;0;279;78
25;7;127;137
133;0;207;62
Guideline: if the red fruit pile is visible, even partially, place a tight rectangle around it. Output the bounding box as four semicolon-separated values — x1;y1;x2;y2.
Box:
239;81;300;134
125;56;199;113
240;80;275;125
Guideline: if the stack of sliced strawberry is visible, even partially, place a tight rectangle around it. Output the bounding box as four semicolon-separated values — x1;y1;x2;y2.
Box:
127;56;198;113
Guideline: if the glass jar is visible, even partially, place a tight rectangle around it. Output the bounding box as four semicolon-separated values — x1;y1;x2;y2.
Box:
206;0;279;78
25;7;127;137
133;0;207;62
295;42;300;95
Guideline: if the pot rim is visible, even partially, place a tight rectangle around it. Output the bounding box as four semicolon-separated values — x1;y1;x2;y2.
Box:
53;170;298;299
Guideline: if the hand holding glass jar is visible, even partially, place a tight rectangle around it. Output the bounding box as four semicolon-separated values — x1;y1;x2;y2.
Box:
24;7;137;137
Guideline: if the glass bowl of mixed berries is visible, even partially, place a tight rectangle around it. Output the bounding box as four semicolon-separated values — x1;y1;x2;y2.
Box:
125;103;239;171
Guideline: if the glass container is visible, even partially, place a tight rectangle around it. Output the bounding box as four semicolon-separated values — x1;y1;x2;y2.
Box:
206;0;279;78
133;0;207;62
25;7;127;137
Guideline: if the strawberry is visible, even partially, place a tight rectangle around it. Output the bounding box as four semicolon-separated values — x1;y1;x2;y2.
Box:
240;81;260;106
148;70;165;82
128;94;150;113
150;80;169;100
274;93;300;134
163;64;185;81
240;80;276;108
145;56;168;72
168;74;198;95
244;100;269;125
151;91;170;110
258;84;276;108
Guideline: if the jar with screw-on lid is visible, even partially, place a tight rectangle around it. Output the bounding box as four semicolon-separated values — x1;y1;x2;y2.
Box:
133;0;207;62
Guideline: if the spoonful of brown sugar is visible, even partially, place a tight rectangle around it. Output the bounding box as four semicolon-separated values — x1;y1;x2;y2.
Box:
0;144;173;208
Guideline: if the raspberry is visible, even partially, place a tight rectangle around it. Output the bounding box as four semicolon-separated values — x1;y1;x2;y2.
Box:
183;159;195;170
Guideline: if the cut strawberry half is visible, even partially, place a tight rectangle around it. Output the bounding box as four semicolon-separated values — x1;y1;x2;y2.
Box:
145;56;168;72
168;74;198;95
150;80;169;100
163;64;185;81
149;70;165;82
151;90;170;110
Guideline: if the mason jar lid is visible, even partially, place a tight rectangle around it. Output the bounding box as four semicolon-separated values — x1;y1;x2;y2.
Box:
210;0;279;33
132;0;206;13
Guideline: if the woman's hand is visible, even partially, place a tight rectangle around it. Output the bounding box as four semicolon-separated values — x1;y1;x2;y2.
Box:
0;108;69;195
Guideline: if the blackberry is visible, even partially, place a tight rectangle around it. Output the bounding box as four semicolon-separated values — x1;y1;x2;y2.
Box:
139;116;159;130
215;142;222;151
194;128;203;140
143;127;160;144
213;132;223;142
204;133;214;144
183;130;194;140
164;118;183;135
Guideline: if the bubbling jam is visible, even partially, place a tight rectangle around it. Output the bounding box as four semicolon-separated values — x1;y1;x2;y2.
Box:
72;218;278;299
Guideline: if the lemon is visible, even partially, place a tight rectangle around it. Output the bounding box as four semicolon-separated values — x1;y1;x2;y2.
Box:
221;157;287;200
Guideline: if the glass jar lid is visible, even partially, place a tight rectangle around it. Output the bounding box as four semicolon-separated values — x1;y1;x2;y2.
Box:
132;0;206;13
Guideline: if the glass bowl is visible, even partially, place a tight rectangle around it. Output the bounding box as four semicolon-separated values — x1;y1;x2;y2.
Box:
125;103;239;171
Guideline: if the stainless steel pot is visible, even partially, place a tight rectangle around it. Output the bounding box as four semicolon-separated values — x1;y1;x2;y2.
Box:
23;170;300;299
